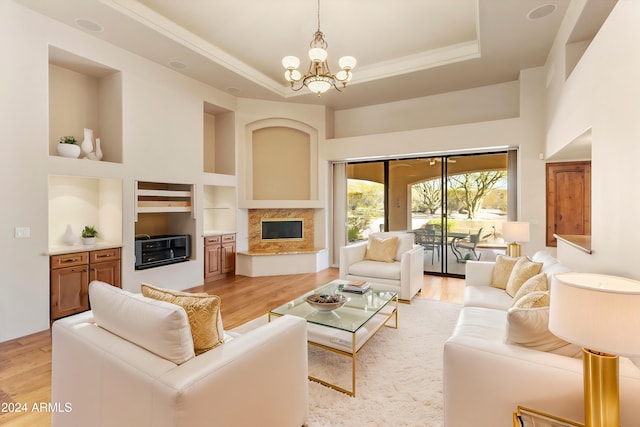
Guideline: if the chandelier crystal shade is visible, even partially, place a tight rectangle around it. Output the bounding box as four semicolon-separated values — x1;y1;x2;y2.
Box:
282;0;356;96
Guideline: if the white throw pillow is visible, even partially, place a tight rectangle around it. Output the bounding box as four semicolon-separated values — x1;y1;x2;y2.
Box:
511;273;548;305
89;280;195;364
505;306;581;357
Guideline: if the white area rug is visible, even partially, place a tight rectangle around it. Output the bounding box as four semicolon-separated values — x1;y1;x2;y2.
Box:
232;299;461;427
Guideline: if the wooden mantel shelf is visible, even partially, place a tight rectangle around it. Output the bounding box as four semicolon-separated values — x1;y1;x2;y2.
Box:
553;234;592;254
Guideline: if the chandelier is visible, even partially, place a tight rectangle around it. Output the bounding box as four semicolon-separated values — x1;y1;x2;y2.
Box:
282;0;356;96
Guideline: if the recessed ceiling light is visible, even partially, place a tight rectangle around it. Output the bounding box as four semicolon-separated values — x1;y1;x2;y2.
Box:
74;18;104;32
168;60;188;70
527;4;557;20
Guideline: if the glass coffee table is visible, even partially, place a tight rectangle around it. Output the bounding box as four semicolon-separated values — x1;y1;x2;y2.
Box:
269;279;398;397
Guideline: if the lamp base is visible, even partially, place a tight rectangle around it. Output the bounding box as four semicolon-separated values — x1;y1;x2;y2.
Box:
506;242;521;257
583;348;620;427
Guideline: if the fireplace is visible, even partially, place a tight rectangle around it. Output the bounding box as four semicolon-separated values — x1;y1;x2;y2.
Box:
248;208;314;253
261;219;303;241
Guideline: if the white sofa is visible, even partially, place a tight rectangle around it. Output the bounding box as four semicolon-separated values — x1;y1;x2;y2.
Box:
52;281;308;427
443;251;640;427
339;231;424;301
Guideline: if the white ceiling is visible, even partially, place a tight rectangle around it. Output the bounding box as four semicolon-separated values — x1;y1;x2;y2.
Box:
17;0;615;110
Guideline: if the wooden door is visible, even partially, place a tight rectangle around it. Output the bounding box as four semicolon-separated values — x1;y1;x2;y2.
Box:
90;260;122;288
546;161;591;246
50;265;89;320
204;241;221;279
221;241;236;274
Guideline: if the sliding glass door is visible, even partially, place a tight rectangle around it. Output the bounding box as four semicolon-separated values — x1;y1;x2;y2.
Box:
346;151;513;277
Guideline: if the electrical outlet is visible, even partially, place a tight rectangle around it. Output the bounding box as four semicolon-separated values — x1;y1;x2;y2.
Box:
14;227;30;238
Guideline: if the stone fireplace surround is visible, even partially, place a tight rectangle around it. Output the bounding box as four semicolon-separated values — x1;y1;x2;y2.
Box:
237;208;329;277
248;208;315;254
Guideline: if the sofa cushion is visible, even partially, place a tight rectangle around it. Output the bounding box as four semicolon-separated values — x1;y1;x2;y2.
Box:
505;258;543;297
348;260;401;281
88;280;195;364
511;273;548;303
452;306;507;342
531;250;559;266
490;255;521;289
541;261;572;279
364;235;398;263
141;284;224;355
463;285;514;311
505;306;581;357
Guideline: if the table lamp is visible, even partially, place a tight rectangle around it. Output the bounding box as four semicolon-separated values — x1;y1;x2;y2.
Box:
549;273;640;427
502;221;529;257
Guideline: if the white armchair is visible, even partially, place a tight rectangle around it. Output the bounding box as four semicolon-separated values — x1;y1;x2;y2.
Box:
52;281;309;427
339;232;424;301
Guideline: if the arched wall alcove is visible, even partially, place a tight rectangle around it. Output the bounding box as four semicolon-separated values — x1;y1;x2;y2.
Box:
243;118;319;206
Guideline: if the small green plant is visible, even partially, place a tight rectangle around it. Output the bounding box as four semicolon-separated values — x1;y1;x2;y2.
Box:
81;225;98;238
59;136;77;144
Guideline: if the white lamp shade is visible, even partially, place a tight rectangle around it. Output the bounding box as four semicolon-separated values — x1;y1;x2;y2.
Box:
502;221;530;242
335;70;352;82
308;47;328;62
284;69;301;82
306;78;331;94
338;55;357;70
549;272;640;356
282;56;300;70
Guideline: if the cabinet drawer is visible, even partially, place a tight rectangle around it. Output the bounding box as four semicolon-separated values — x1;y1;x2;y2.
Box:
205;236;221;245
90;247;121;263
51;252;88;269
222;234;236;242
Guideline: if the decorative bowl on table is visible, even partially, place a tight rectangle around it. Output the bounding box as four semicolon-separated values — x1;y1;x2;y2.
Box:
306;293;346;311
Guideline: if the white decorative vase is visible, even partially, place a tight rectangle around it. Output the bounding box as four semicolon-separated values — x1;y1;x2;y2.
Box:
81;237;95;246
80;128;94;155
63;224;77;246
95;138;103;161
57;143;81;158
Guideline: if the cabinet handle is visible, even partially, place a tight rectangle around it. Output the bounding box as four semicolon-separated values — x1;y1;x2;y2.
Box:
96;254;112;258
62;258;80;263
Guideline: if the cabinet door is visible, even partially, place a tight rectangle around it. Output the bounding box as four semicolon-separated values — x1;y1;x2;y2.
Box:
90;260;121;288
50;265;89;320
221;242;236;274
205;244;221;278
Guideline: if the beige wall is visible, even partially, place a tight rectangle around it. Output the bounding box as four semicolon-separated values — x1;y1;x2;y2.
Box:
542;0;640;278
0;1;236;341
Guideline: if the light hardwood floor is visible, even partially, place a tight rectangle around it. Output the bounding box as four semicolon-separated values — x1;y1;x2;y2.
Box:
0;268;464;427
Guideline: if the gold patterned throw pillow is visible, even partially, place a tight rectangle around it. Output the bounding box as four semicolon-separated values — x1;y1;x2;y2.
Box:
364;235;399;263
490;255;521;289
141;284;223;355
505;258;543;297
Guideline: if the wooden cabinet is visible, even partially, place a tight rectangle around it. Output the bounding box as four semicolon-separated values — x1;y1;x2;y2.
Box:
204;234;235;283
50;247;121;321
50;252;90;320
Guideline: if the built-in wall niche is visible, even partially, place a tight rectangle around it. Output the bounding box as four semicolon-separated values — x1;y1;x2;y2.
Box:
134;181;196;253
203;102;235;175
48;175;123;249
242;119;320;207
203;185;236;233
48;46;123;163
